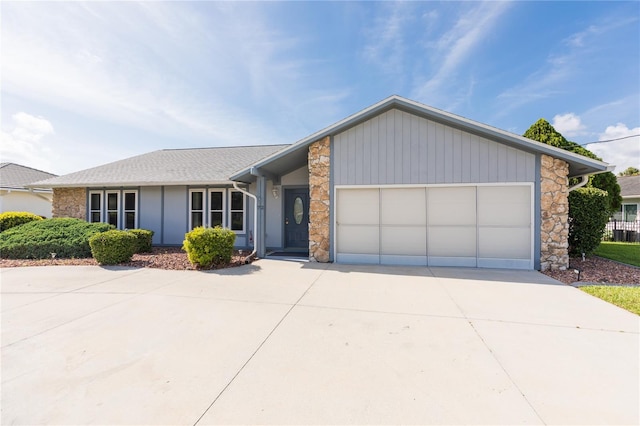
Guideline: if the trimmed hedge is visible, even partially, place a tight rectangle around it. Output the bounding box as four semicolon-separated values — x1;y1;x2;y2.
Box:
0;218;113;259
568;187;611;255
128;229;154;253
89;230;138;265
0;211;43;232
182;226;236;268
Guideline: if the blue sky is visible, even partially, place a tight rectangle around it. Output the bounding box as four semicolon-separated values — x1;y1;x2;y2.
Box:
2;1;639;175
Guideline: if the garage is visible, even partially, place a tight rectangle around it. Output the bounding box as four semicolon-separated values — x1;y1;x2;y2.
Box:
335;184;533;269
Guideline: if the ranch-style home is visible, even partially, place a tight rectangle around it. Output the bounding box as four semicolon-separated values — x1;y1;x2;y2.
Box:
1;163;57;218
33;96;611;271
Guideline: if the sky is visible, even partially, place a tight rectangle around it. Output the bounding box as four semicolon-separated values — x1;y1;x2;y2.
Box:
1;1;639;176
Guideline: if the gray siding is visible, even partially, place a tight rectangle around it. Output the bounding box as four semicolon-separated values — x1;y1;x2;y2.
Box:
163;186;188;245
334;109;535;185
139;186;163;244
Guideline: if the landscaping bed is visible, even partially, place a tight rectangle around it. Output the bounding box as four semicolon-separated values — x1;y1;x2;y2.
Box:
0;247;252;270
542;255;640;286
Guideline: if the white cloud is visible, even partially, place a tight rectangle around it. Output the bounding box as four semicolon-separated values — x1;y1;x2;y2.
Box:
412;2;510;109
552;113;586;137
584;123;640;174
0;113;57;172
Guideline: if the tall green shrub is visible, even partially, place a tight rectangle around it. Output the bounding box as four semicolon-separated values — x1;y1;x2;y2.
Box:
568;187;611;255
0;211;43;232
89;230;137;265
182;226;236;268
0;218;112;259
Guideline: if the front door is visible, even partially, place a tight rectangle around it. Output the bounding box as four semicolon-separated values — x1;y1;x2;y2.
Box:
284;188;309;249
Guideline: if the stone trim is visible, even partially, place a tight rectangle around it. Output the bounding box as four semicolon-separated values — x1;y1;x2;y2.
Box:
308;136;331;262
540;154;569;271
52;188;86;220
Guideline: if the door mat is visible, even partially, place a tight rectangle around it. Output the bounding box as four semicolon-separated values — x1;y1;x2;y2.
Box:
267;251;309;257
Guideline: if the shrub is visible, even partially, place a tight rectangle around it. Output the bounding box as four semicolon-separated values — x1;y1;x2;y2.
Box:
0;218;112;259
89;230;138;265
128;229;154;253
0;211;43;232
568;187;611;255
182;226;236;268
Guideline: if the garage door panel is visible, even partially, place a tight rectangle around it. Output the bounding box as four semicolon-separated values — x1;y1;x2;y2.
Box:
478;227;531;259
337;188;379;225
381;188;426;226
428;226;476;257
337;225;379;254
478;186;531;227
380;226;427;256
428;187;476;225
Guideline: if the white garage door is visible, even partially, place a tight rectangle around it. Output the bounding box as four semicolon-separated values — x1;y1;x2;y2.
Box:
336;185;533;269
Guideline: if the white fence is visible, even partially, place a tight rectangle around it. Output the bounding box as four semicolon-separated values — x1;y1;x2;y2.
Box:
605;220;640;243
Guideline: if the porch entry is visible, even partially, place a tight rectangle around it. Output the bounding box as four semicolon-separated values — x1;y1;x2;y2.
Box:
284;187;310;250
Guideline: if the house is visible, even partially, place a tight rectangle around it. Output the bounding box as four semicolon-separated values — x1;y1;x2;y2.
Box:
612;175;640;222
608;175;640;242
33;96;611;270
0;163;57;218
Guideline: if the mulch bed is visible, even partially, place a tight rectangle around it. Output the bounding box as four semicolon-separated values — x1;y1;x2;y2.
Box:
0;247;253;271
542;256;640;286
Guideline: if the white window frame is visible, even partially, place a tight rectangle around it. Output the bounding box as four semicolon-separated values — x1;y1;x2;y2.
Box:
105;190;120;228
209;189;226;228
228;189;246;233
189;189;206;230
89;191;103;223
622;203;638;222
123;190;138;229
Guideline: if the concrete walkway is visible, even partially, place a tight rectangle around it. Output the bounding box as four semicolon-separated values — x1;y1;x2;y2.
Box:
1;260;638;425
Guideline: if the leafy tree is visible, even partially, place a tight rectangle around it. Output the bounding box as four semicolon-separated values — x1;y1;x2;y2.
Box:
523;119;621;212
619;166;640;176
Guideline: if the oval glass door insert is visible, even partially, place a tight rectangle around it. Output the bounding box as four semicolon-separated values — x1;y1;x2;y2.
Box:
293;197;304;224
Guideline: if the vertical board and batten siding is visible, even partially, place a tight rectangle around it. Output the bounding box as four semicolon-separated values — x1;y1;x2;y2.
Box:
162;186;188;245
139;186;163;244
333;109;535;185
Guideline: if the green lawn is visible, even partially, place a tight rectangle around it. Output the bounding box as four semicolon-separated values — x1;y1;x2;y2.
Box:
580;286;640;315
594;242;640;267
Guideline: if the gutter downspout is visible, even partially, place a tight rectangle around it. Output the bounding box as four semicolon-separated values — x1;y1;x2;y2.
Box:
232;181;257;264
568;165;616;192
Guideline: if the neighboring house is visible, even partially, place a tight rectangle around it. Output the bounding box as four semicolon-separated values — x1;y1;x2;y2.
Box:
33;96;611;270
612;175;640;222
607;175;640;242
0;163;57;218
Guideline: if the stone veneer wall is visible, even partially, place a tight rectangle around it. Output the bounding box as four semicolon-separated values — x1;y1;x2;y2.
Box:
308;136;331;262
52;188;86;220
540;154;569;271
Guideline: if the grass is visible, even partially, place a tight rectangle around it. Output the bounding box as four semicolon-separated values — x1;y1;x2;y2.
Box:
594;241;640;267
580;286;640;315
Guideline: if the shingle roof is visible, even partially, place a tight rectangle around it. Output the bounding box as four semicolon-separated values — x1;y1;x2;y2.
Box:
31;145;288;188
618;175;640;198
0;163;57;190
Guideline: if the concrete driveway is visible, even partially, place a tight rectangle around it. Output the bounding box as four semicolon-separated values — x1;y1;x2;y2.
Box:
1;260;638;425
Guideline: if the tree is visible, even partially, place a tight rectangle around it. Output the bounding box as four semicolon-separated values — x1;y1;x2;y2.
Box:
619;166;640;176
523;119;622;212
568;188;611;255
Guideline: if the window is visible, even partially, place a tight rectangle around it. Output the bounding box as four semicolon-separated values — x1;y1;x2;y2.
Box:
229;190;245;232
123;191;137;229
106;191;119;227
89;191;102;223
623;204;638;222
190;190;205;229
88;190;138;230
210;190;225;227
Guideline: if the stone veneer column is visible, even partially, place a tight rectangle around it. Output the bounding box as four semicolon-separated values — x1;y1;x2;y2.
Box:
540;155;569;270
308;136;331;262
52;188;86;220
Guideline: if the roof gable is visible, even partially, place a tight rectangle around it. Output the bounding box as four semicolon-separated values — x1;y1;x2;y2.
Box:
230;95;610;181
